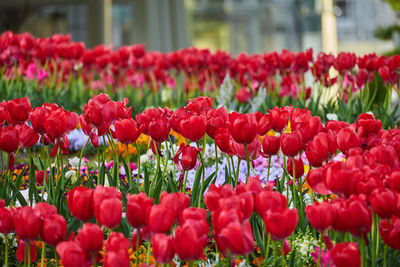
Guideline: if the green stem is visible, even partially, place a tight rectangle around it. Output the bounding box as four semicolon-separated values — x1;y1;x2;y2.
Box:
146;242;151;265
273;241;277;266
214;142;219;183
27;241;31;267
281;240;287;267
134;142;141;186
235;159;241;187
383;245;387;267
245;144;250;182
136;229;141;267
197;143;206;208
77;137;90;179
317;233;323;267
263;233;271;266
360;236;366;267
92;254;97;267
371;213;377;267
4;234;8;267
291;157;297;209
41;242;46;267
267;156;272;182
182;171;188;193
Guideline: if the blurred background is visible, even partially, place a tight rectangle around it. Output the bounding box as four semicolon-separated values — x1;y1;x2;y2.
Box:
0;0;399;55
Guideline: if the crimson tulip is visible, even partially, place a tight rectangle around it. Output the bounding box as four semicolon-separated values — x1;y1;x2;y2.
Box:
262;135;280;156
12;206;41;241
256;111;273;136
75;223;104;254
105;231;130;252
180;114;207;142
206;107;228;139
152;233;175;264
103;250;130;267
56;241;86;267
41;214;67;246
305;201;337;232
379;216;400;250
236;87;252;103
255;190;287;217
179;207;208;225
0;202;14;234
286;157;304;178
226;111;257;144
369;188;399;219
147;204;175;233
215;128;235;155
231;136;261;160
357;113;382;136
30;105;48;134
67;186;94;221
280;131;303;157
269;106;290;133
17;124;39;149
330;242;361;267
217;220;255;255
337;127;360;154
0;126;18;153
33;202;57;219
126;192;153;228
16;240;37;262
263;208;298;240
173;221;209;261
113;118;144;144
93;185;122;228
174;143;200;173
7;96;31;124
160;192;190;219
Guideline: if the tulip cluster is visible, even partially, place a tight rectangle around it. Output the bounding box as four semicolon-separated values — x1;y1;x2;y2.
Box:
2;31;400;106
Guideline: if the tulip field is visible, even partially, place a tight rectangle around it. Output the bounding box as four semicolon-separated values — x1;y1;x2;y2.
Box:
1;32;400;267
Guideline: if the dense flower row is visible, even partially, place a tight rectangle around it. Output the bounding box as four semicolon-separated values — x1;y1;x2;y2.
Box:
1;94;400;266
1;31;399;101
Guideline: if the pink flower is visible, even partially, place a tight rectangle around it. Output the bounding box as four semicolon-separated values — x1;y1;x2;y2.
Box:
311;247;333;267
25;63;48;81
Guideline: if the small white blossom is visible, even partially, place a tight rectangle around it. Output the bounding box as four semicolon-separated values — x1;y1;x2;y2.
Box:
326;113;338;121
69;157;83;168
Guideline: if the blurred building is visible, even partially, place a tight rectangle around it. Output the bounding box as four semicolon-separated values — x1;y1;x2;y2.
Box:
0;0;398;55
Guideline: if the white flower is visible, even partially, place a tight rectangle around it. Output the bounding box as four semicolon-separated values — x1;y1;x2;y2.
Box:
65;170;78;183
326;113;338;121
69;157;83;169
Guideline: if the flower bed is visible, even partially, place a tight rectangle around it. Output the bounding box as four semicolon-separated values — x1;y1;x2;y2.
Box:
1;94;400;267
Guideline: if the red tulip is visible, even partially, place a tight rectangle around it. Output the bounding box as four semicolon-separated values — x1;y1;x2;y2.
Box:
226;111;257;144
16;240;37;262
152;233;175;264
174;144;200;173
75;223;104;254
105;231;130;252
255;111;273;136
262;135;280;156
148;118;171;143
324;162;357;198
173;221;209;261
369;188;399;219
388;170;400;193
236;87;252;103
179;207;207;225
0;126;19;153
147;204;175;233
180;114;207;142
103;250;130;267
0;203;14;234
0;100;12;125
337;127;360;154
33;202;58;219
263;208;298;240
35;170;45;185
17;124;39;149
231;136;261;160
93;185;122;228
7;96;31;124
126;192;154;228
215;128;235;155
269;106;290;132
379;216;400;250
305;131;337;167
330;242;361;267
41;214;67;246
67;186;94;221
12;206;41;241
114;118;144;144
56;241;86;267
280;131;303;157
357;113;382;136
333;196;372;236
255;190;287;217
305;201;337;232
217;220;255;255
206;107;228;139
186;96;213;115
44;107;78;141
286;157;304;178
30;105;48;134
160;192;190;219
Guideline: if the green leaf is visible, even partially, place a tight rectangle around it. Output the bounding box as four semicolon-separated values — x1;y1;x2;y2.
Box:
190;165;204;207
